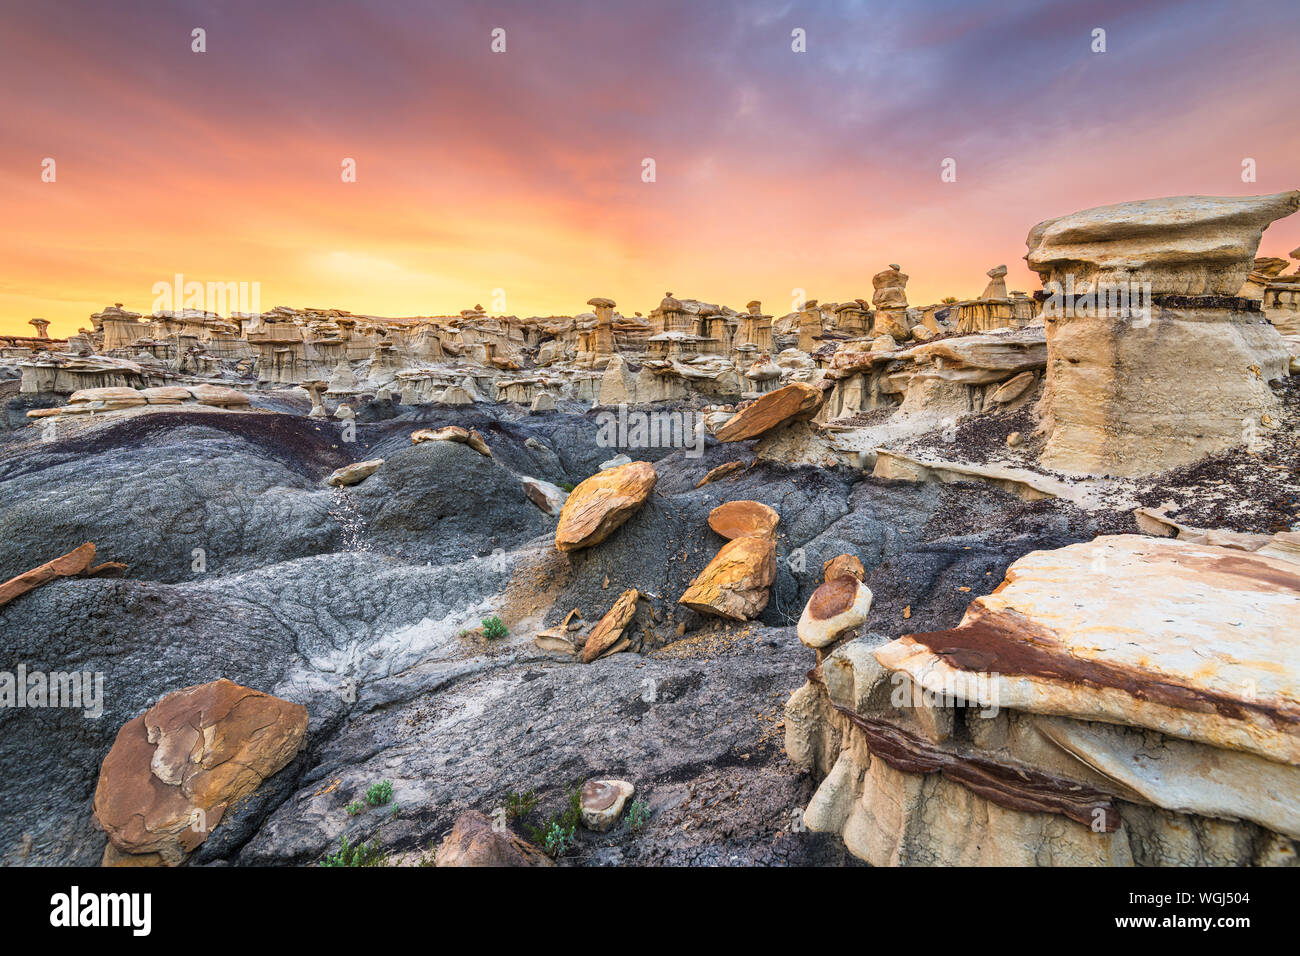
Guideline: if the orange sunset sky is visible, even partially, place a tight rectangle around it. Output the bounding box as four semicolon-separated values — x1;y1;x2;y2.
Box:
2;0;1298;338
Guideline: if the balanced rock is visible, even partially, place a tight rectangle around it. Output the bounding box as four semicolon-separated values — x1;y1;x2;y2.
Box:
583;588;639;663
93;679;308;865
707;500;779;540
554;461;656;552
435;810;554;867
981;264;1009;300
798;559;873;649
678;535;776;621
714;382;823;442
871;266;909;310
1026;191;1300;296
580;779;635;832
325;458;383;487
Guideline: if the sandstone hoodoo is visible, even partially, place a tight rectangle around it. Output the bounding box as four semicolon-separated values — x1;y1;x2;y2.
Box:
786;534;1300;865
1031;192;1299;476
554;460;656;552
797;555;872;649
93;679;308;866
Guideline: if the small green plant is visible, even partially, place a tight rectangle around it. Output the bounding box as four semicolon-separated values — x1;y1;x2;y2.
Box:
543;821;576;858
505;789;539;820
345;801;364;816
482;616;509;640
526;785;584;852
626;799;650;832
365;779;394;807
320;835;387;867
558;482;576;492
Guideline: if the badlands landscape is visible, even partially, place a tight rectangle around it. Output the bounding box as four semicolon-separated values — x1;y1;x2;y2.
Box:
1;191;1298;868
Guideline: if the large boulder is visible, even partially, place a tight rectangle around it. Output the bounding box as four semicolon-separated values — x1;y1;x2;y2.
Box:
678;535;777;621
876;535;1300;765
714;382;823;442
554;461;657;552
93;679;308;865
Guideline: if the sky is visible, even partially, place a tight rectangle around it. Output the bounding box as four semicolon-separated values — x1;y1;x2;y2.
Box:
1;0;1298;337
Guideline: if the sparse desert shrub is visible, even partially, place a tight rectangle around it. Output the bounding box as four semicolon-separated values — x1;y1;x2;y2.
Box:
526;785;584;855
627;799;650;831
482;616;508;640
320;835;387;867
365;779;394;807
345;801;364;816
505;789;539;820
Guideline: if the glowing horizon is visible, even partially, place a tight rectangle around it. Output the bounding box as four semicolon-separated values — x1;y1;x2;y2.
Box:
3;0;1299;338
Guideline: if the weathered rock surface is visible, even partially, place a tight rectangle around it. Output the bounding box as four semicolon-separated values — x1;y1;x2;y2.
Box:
93;679;307;864
877;535;1300;764
434;810;554;866
0;541;97;608
797;574;873;649
554;461;657;552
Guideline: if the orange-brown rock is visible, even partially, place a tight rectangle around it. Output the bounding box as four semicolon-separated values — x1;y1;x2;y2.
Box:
708;500;779;541
714;382;823;442
435;810;554;867
554;461;656;552
822;554;865;582
0;542;97;609
583;588;640;662
678;535;776;621
93;679;308;865
695;459;748;488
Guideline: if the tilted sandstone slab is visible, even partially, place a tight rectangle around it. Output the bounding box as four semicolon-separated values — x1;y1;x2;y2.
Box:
875;535;1300;765
678;535;776;621
583;588;639;663
1026;191;1300;296
871;449;1078;503
93;679;308;865
554;460;656;552
325;458;383;487
714;381;823;442
0;542;97;608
